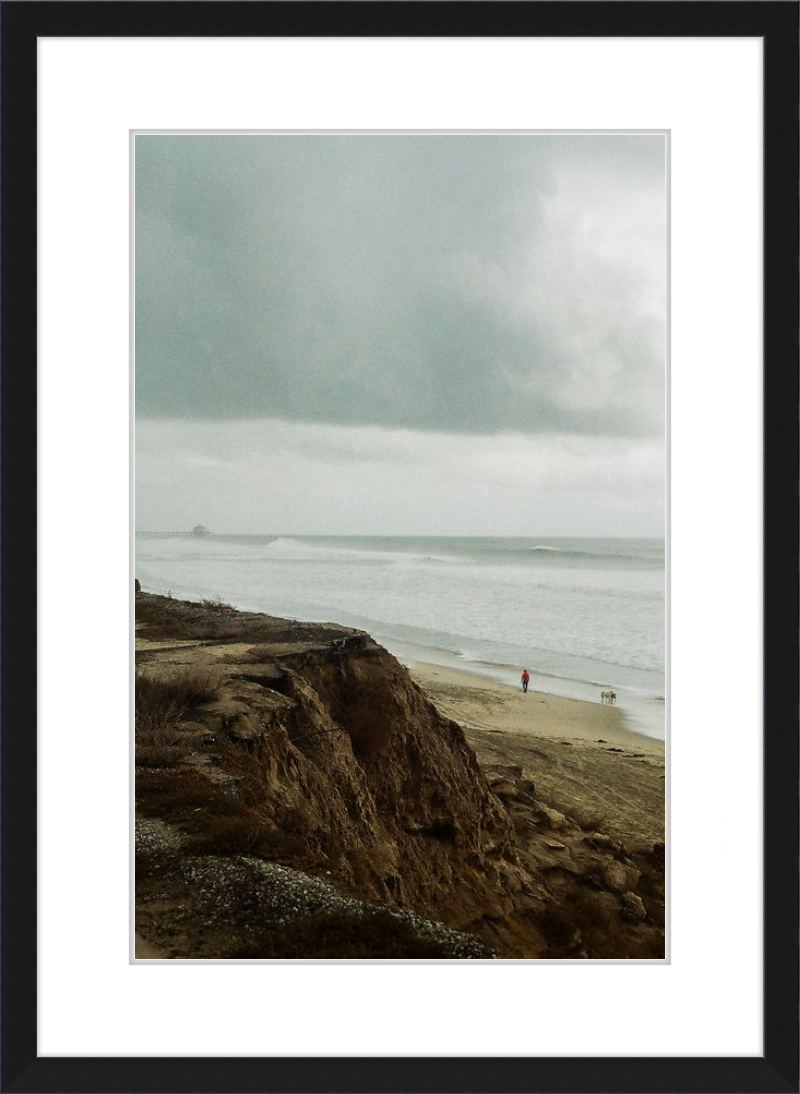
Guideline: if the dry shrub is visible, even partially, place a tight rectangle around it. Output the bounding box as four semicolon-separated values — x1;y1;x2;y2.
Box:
135;669;218;766
164;669;218;707
200;596;234;612
135;738;191;769
135;596;197;638
136;669;218;724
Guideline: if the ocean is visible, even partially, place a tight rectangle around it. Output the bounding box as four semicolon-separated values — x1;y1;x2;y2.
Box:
134;534;666;740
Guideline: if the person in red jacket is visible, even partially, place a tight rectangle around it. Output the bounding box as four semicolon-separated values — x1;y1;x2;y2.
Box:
521;668;530;693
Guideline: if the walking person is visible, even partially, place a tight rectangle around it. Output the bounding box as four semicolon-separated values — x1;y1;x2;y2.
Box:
521;668;530;693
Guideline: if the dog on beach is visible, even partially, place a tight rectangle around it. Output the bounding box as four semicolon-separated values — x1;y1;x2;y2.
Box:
600;689;616;705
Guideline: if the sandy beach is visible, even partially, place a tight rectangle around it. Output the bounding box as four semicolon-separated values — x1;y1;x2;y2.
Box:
409;661;665;850
134;594;666;957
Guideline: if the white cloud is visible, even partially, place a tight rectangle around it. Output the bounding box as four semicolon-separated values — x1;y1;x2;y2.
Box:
135;418;665;537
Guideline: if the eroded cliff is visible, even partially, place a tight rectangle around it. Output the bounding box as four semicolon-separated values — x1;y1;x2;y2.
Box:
135;593;664;959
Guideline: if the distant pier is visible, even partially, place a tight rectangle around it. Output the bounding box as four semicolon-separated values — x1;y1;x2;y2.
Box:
136;530;213;538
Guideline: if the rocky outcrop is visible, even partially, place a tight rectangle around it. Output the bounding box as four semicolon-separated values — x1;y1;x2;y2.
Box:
135;594;664;959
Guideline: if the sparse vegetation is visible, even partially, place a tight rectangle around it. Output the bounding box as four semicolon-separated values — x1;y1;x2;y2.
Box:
135;592;344;645
200;595;234;612
137;668;218;714
135;669;219;767
134;596;202;639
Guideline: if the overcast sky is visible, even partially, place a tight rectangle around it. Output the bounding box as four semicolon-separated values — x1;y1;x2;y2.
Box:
135;134;665;536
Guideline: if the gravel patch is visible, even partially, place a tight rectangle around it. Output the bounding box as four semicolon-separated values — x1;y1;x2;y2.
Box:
135;816;186;856
180;856;493;958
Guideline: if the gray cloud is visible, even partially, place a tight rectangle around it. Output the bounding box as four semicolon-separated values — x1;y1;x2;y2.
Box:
136;135;665;438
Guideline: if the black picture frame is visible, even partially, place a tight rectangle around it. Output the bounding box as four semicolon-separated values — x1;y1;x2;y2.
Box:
2;3;797;1092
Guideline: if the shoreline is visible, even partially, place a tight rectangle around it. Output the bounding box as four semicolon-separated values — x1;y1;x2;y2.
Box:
408;660;665;754
135;579;664;741
134;562;666;742
371;635;665;742
409;659;665;850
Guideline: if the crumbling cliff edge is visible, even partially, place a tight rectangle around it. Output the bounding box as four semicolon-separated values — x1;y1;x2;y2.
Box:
135;592;665;959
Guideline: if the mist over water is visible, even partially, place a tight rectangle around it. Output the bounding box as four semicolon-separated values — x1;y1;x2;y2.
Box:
135;534;665;739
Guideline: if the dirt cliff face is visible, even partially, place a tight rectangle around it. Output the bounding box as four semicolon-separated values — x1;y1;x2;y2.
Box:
135;594;664;959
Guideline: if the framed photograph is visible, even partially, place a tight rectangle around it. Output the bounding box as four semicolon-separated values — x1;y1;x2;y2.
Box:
3;2;797;1092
